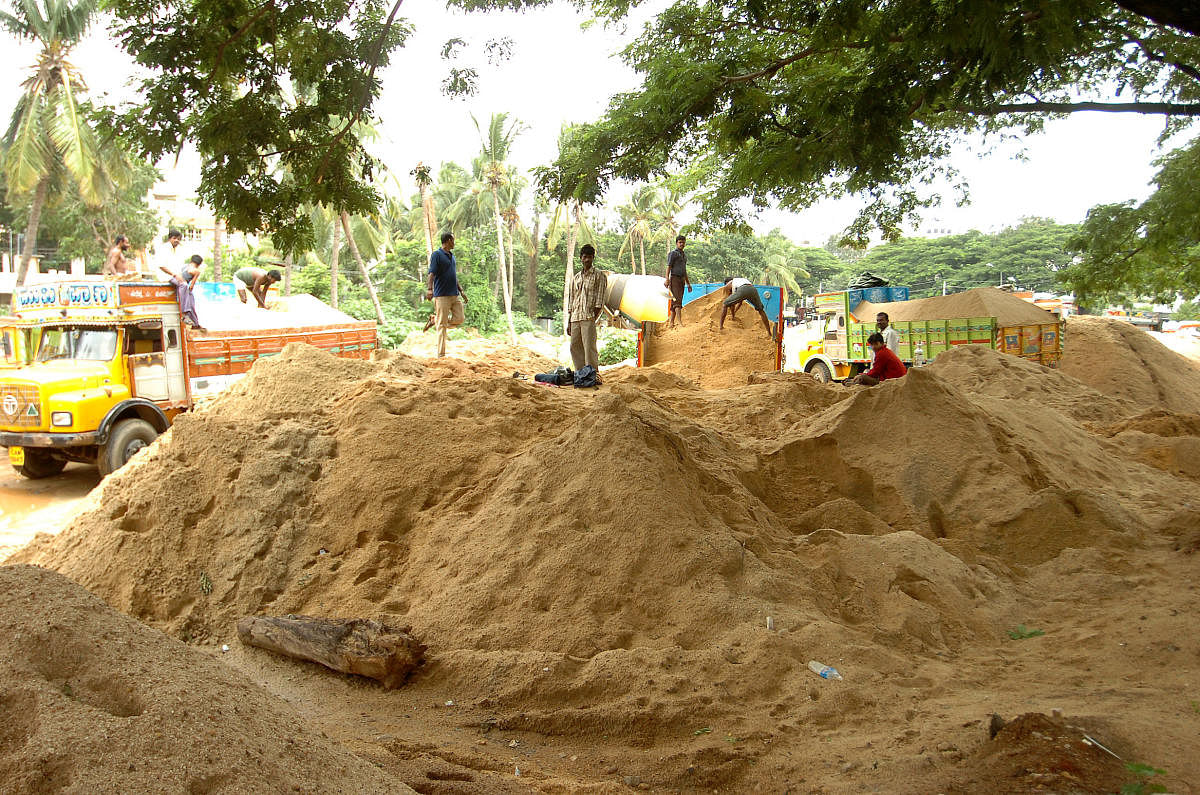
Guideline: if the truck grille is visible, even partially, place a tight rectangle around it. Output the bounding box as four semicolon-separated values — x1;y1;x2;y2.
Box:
0;383;41;428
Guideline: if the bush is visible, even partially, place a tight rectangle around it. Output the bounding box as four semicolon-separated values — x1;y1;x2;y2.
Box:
463;281;500;333
510;311;536;334
599;332;638;365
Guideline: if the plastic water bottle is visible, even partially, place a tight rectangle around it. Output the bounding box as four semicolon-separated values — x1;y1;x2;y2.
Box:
808;660;843;680
913;342;926;368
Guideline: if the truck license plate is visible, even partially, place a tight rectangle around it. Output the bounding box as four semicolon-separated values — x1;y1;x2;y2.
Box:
8;447;24;466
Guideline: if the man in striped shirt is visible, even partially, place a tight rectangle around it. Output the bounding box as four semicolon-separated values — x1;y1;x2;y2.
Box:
567;244;607;370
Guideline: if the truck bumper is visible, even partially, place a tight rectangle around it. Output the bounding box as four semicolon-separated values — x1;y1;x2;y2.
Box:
0;431;100;448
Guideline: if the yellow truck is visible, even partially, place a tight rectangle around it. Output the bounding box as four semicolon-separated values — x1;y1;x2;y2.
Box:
794;286;1063;382
1;278;377;478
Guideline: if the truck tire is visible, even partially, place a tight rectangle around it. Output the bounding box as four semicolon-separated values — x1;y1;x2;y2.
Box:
12;448;67;479
99;419;158;476
807;360;832;384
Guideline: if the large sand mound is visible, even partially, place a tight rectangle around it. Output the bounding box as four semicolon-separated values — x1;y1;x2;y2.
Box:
1061;315;1200;412
0;564;410;794
854;286;1058;327
15;333;1198;748
643;289;777;388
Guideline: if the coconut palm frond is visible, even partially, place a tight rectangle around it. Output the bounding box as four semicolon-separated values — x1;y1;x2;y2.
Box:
48;79;101;204
3;94;50;192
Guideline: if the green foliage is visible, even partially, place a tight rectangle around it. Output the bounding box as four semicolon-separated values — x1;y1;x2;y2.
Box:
856;219;1078;297
1064;137;1200;304
599;332;637;365
31;157;160;265
104;0;412;255
1121;762;1168;795
1007;625;1045;640
1174;300;1200;320
528;0;1200;272
462;278;500;333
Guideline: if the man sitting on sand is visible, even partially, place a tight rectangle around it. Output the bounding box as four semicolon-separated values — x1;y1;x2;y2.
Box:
719;277;773;340
848;332;907;386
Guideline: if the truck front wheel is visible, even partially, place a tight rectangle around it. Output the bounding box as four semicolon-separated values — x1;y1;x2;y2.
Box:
99;419;159;476
807;360;832;384
13;448;67;479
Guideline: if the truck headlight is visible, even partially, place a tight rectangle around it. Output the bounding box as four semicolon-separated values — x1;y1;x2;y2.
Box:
51;411;73;427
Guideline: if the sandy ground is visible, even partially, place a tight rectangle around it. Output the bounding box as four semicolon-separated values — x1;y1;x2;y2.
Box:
3;320;1199;793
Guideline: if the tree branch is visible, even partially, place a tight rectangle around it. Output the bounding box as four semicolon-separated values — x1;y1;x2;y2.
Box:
969;100;1200;116
1130;37;1200;85
213;2;275;72
313;0;406;186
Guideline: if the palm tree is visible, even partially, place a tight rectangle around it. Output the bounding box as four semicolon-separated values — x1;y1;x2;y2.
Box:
547;197;594;336
617;185;659;274
340;211;385;323
525;196;547;318
212;218;225;280
473;113;523;344
329;214;341;309
1;0;109;285
756;240;810;304
409;162;436;259
652;187;688;264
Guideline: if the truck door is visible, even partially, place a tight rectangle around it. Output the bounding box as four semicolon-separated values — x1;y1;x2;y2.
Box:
162;317;187;403
127;322;169;401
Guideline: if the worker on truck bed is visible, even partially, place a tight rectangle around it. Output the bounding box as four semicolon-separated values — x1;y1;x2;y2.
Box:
158;256;205;331
102;235;131;276
663;235;691;329
720;277;773;340
234;266;282;308
876;312;900;356
848;332;907;386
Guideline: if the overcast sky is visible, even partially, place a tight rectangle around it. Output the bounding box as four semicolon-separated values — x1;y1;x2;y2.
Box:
0;1;1189;247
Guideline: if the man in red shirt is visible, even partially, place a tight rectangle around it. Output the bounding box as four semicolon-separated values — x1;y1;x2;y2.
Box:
849;332;907;386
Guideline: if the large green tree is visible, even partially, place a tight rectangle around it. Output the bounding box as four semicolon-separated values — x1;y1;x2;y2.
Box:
107;0;411;256
523;0;1200;296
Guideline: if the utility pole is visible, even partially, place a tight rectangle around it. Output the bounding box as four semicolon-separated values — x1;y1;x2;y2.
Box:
942;280;948;295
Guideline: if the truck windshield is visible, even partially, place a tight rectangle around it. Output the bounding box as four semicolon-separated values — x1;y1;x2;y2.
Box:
36;327;118;362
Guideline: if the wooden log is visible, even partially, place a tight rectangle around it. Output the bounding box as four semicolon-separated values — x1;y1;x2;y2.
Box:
236;615;426;688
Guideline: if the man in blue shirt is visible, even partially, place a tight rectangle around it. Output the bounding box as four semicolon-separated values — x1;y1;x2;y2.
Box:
425;232;468;358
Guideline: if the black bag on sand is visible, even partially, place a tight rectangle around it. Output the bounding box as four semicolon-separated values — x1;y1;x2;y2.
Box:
535;367;574;385
573;365;599;388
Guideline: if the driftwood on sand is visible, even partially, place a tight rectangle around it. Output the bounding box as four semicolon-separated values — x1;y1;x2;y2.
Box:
236;615;426;688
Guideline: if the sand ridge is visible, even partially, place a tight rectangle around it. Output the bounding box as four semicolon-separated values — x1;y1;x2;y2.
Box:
7;317;1200;792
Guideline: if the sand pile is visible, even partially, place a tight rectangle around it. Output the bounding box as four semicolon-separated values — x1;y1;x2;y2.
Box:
927;344;1134;424
0;565;408;794
854;287;1058;326
18;325;1200;753
643;289;777;388
397;330;561;373
1061;315;1200;412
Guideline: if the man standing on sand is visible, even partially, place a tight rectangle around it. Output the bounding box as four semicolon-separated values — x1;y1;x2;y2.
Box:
663;235;691;328
567;244;606;371
102;235;131;276
876;312;900;356
719;276;774;340
426;232;468;358
848;332;907;386
234;266;282;308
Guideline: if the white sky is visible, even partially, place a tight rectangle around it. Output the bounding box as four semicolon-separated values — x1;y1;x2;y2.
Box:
0;1;1188;248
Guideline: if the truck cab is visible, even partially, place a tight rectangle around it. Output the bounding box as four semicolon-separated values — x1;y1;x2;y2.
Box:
1;282;186;477
2;277;377;478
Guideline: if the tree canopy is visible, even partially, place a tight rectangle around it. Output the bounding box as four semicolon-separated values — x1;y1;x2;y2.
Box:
523;0;1200;298
106;0;411;255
